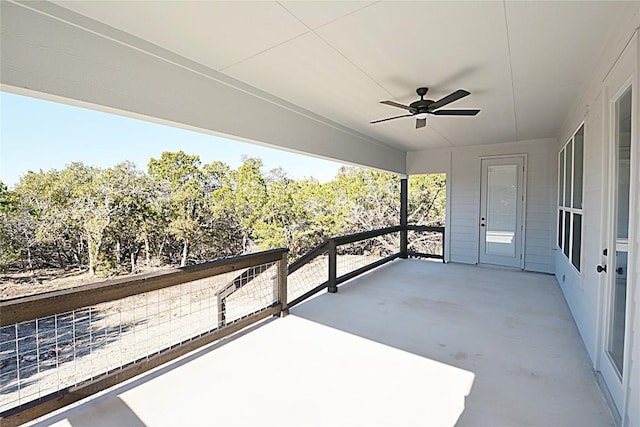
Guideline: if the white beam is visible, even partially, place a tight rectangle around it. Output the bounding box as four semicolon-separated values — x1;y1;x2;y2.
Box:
0;1;406;174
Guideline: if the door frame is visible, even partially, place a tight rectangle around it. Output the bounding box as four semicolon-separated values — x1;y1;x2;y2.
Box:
477;154;527;269
596;32;638;422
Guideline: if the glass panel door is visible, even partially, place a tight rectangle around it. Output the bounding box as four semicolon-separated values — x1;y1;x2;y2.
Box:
607;87;631;377
479;157;525;268
598;34;636;417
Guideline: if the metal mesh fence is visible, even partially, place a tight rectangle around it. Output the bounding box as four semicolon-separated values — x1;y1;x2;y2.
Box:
0;261;279;413
287;254;329;304
221;262;279;325
408;229;443;256
336;232;400;279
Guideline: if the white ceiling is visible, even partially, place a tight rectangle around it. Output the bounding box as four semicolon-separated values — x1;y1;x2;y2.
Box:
51;1;631;152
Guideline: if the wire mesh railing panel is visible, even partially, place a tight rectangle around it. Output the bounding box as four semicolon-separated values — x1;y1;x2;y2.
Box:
336;232;400;279
223;262;279;324
0;269;246;413
287;254;329;304
408;229;443;257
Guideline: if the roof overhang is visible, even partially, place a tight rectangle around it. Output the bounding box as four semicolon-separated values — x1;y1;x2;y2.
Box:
1;1;637;173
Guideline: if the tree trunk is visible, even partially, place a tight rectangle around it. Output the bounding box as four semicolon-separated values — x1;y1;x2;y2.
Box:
56;244;64;269
115;241;122;265
158;235;167;262
88;251;95;276
26;245;34;272
180;239;189;267
130;250;136;274
87;234;101;276
144;236;151;267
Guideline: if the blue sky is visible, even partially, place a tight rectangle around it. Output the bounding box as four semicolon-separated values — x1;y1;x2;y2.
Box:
0;92;346;188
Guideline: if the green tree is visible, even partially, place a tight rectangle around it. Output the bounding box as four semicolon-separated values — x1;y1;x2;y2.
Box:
0;182;22;272
148;151;203;266
233;157;267;253
100;162;152;273
408;174;446;226
15;168;85;270
253;170;342;258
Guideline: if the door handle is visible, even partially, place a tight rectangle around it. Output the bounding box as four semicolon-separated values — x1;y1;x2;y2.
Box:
596;265;607;273
616;267;624;275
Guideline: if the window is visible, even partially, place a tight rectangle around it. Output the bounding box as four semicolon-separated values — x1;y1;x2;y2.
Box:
558;124;584;271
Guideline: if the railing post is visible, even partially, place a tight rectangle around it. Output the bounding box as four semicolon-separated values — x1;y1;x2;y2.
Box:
441;227;446;263
217;296;226;329
328;239;337;293
400;176;408;258
278;251;289;316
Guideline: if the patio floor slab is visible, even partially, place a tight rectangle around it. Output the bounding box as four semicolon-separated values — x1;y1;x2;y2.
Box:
31;259;612;426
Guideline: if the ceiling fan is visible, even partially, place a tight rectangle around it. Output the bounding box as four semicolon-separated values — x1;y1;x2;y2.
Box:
371;87;480;129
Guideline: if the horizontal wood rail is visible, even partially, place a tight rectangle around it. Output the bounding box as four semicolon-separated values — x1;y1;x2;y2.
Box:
332;225;403;246
406;225;445;262
287;241;329;275
287;224;444;301
1;306;280;427
287;281;330;309
406;225;445;233
1;249;287;327
1;249;289;427
336;253;400;285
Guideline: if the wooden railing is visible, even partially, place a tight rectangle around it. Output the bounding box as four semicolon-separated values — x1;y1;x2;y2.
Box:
0;249;288;427
406;225;446;261
286;225;444;308
0;225;444;425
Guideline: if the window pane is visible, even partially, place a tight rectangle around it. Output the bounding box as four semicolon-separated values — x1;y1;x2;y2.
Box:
485;164;518;257
559;150;565;206
571;213;581;271
563;211;570;259
608;251;627;375
565;140;573;208
616;88;632;240
573;126;584;208
558;210;563;248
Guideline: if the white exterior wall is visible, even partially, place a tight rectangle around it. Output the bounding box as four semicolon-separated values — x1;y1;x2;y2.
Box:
555;4;640;424
408;137;556;273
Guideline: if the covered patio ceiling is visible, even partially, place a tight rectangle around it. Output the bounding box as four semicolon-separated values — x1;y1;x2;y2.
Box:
0;1;635;172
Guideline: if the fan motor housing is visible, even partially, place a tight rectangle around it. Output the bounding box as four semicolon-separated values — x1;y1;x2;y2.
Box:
409;99;435;112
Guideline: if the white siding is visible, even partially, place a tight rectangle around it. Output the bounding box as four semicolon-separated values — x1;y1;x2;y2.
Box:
408;138;556;273
555;6;639;424
556;96;604;363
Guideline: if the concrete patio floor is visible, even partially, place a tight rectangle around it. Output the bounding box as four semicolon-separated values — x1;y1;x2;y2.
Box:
31;259;612;426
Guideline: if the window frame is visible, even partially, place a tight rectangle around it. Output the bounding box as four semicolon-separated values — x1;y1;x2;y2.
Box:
558;123;585;273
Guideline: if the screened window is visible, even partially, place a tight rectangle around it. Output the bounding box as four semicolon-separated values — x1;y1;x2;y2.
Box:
558;124;584;272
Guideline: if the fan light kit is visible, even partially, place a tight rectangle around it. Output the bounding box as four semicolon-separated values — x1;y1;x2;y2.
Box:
371;87;480;129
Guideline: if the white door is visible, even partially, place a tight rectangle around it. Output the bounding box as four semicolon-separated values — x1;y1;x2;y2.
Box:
598;35;637;415
479;157;525;268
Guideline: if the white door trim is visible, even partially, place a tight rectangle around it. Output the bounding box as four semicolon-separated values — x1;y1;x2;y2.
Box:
478;155;527;269
597;32;638;423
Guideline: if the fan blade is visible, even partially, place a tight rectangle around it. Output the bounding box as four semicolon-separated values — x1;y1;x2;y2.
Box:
370;114;413;124
432;109;480;116
381;100;416;112
428;89;471;111
416;118;427;129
